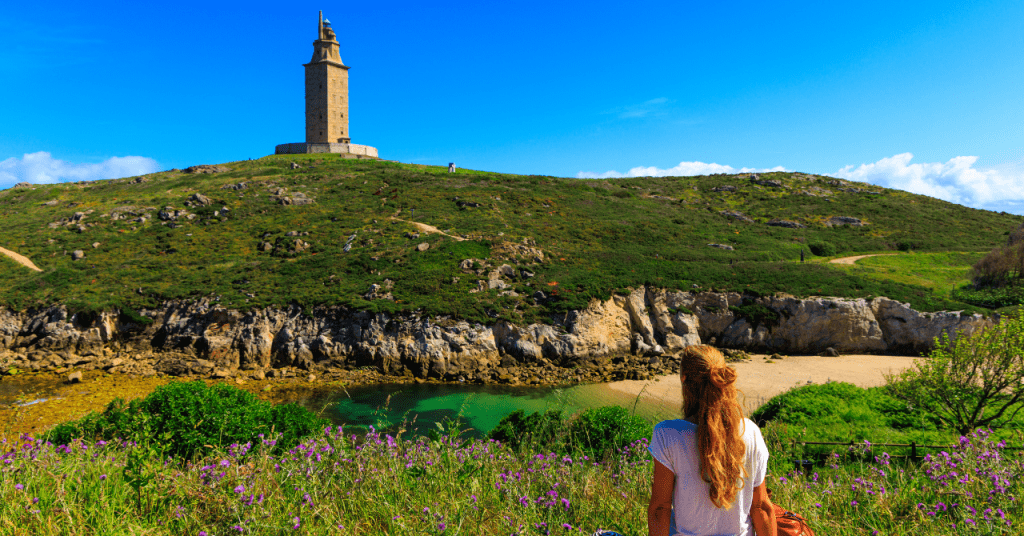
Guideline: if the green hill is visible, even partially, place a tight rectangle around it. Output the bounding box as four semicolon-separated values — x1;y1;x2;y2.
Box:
0;155;1019;324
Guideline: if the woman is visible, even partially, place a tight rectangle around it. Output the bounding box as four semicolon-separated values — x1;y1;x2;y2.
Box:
647;345;776;536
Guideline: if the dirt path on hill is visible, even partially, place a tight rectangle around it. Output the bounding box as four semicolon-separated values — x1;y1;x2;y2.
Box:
390;218;466;241
0;246;42;272
829;254;897;265
604;354;921;416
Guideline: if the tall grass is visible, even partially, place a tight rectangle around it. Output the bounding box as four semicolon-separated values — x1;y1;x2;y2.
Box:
1;423;1020;534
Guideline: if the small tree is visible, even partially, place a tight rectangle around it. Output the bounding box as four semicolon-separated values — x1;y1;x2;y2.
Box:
885;315;1024;436
970;222;1024;289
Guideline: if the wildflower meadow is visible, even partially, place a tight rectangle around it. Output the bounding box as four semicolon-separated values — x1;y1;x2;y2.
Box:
1;420;1021;535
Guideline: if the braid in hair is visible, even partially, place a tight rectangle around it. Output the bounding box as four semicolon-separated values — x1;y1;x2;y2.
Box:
679;345;747;510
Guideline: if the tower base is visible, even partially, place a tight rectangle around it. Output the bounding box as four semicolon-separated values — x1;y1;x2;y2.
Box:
275;143;378;158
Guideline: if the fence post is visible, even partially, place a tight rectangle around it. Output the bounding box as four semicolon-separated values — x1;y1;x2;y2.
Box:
911;441;918;463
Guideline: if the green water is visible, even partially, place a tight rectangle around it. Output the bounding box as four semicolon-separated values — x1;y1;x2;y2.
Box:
286;382;681;438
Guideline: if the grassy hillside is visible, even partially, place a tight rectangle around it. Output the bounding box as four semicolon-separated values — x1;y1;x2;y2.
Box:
0;155;1020;324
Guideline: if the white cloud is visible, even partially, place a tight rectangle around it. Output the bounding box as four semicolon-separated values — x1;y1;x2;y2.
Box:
577;161;788;179
0;151;159;187
831;153;1024;214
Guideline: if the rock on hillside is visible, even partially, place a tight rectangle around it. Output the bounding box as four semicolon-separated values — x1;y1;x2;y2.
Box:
0;289;991;382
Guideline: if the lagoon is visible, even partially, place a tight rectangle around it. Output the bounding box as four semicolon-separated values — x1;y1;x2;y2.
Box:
283;381;682;438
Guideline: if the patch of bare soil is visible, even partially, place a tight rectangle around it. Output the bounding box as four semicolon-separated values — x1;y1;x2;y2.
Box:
390;217;466;241
0;246;42;272
829;254;896;265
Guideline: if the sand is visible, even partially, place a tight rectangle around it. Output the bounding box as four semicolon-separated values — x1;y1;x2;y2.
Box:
603;354;922;417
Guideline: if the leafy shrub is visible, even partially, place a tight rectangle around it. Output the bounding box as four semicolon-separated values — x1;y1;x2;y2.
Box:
809;242;837;257
751;382;948;449
45;381;328;459
969;224;1024;289
566;406;651;458
896;241;917;252
886;315;1024;435
118;306;153;326
488;406;652;458
952;285;1024;309
728;301;779;328
487;409;564;451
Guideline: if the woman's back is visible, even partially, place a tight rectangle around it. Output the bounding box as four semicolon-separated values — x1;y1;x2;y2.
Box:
649;417;769;536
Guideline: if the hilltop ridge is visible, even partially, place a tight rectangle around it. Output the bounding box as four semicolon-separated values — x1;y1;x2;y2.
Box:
0;155;1019;324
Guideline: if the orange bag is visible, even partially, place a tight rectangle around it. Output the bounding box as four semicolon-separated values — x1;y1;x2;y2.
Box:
773;503;815;536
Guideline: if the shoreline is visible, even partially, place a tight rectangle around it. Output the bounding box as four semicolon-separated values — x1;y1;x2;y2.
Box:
603;353;923;416
0;353;922;443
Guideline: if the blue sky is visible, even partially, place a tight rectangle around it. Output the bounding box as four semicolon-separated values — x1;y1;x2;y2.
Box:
2;0;1023;214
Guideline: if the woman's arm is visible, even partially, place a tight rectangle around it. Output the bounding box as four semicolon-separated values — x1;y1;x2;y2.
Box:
750;481;777;536
647;458;675;536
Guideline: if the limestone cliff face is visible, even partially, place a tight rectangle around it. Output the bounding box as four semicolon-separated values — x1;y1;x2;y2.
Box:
0;289;993;380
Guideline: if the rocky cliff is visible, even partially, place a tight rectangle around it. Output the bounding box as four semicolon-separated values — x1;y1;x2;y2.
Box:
0;288;992;383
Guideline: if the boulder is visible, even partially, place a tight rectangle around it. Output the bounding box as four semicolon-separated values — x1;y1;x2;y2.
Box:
720;210;754;223
766;218;806;229
188;193;213;206
183;165;229;174
826;216;864;227
71;250;85;261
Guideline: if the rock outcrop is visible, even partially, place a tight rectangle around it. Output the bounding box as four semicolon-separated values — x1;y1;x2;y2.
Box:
0;289;993;382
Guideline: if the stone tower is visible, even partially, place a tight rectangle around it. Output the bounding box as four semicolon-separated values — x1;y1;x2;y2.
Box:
275;11;377;157
305;11;349;144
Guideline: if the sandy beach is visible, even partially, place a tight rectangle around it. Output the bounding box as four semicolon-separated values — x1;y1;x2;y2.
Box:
603;354;922;417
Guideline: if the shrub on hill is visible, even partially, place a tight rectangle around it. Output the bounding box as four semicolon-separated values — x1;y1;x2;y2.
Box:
958;223;1024;308
808;241;837;257
44;381;328;459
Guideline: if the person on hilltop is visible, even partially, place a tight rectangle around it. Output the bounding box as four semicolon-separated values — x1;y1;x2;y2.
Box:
647;345;776;536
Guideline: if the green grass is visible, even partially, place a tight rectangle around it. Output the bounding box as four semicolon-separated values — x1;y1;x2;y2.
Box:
821;251;986;310
1;156;1020;323
1;409;1019;535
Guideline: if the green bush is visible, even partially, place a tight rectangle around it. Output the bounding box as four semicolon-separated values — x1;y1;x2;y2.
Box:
488;406;652;458
45;381;328;459
567;406;651;457
751;382;949;450
729;301;779;328
809;242;837;256
886;315;1024;435
952;284;1024;309
487;409;564;451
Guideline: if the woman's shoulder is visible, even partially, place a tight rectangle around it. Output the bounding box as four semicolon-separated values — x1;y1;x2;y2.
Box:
741;418;764;436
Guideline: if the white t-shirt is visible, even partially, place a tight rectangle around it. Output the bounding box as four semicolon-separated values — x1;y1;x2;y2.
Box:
648;418;769;536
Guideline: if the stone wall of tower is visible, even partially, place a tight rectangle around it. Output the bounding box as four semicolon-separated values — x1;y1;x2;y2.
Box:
305;63;349;144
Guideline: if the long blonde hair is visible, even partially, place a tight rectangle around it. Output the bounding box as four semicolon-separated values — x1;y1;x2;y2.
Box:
679;345;747;509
